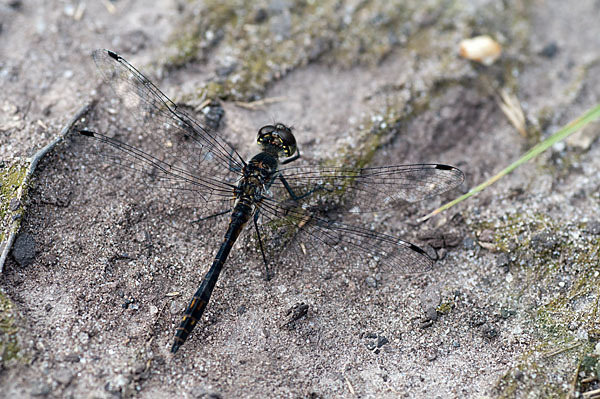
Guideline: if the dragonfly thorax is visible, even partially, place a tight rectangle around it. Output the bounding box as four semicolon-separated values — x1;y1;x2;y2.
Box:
257;123;297;158
236;152;278;202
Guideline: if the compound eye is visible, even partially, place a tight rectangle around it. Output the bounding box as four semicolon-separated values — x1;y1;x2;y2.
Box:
258;125;276;138
273;125;296;156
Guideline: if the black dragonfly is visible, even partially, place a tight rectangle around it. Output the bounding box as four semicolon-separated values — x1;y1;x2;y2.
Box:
79;49;464;354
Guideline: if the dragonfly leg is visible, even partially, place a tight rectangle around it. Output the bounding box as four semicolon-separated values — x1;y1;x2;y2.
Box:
228;146;243;172
253;210;272;281
280;148;301;165
278;174;330;201
192;209;232;224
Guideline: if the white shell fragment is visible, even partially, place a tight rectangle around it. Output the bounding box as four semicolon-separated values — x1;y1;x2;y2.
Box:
459;35;502;65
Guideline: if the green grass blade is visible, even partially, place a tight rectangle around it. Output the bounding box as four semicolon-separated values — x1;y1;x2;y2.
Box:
418;103;600;222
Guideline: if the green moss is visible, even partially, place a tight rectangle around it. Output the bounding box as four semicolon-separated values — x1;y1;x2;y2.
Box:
468;211;600;398
1;162;28;245
436;301;453;315
0;291;20;365
162;0;509;102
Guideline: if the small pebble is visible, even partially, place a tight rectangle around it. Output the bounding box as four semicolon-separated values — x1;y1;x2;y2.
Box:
78;331;89;345
149;305;159;316
64;353;81;363
426;307;438;321
463;237;476;250
53;369;74;386
376;336;389;348
470;312;486;327
426;351;437;361
12;233;36;267
30;381;50;397
478;229;494;242
539;42;558;58
482;324;498;339
514;370;524;380
365;276;377;288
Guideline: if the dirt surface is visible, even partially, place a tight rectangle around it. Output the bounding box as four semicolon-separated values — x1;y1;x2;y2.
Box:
1;1;600;398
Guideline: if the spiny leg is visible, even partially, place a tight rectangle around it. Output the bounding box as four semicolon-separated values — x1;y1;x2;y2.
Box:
253;210;272;281
191;209;232;224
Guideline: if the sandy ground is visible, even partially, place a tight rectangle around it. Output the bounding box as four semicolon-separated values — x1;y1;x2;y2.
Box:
1;0;599;398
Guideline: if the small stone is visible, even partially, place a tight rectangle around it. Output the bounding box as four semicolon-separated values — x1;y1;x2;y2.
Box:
436;247;447;260
420;285;441;310
12;233;36;267
420;285;440;322
365;341;376;351
78;331;89;345
420;319;434;329
64;353;81;363
284;302;309;322
54;369;74;386
105;375;128;394
251;8;268;24
470;312;486;327
482;324;498;339
496;253;510;269
500;309;515;319
365;276;377;288
568;321;578;331
514;370;524;380
426;350;437;361
133;362;146;375
30;381;50;397
463;237;476;250
149;305;158;316
170;300;184;315
530;231;559;251
376;336;389;348
9;198;20;211
539;42;558;58
478;229;494;242
565;122;600;150
425;307;438;321
201;102;225;131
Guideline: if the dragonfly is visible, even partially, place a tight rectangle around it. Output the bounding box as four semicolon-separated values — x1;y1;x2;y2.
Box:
79;49;464;354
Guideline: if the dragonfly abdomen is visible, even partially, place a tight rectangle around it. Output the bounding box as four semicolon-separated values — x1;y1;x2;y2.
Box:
171;203;252;354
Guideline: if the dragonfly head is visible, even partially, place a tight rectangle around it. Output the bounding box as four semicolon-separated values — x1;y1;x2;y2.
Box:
257;123;297;158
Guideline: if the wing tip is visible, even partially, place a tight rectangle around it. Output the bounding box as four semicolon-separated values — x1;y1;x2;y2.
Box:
409;243;428;256
435;164;465;184
107;49;120;60
79;129;95;137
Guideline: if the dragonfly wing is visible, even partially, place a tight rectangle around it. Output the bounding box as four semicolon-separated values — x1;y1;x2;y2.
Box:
256;196;433;276
270;164;464;212
78;49;242;216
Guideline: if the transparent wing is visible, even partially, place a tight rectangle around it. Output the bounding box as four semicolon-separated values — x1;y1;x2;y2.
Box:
256;196;433;275
270;164;464;212
79;49;244;216
92;49;243;175
78;130;237;215
252;163;463;274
